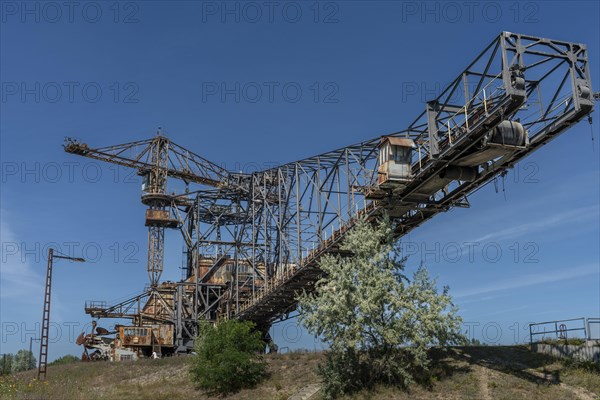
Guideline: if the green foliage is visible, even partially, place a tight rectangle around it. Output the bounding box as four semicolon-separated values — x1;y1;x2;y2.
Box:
540;337;586;346
190;319;267;394
11;350;36;373
467;338;484;346
49;355;80;366
562;357;600;373
297;217;464;399
1;354;14;375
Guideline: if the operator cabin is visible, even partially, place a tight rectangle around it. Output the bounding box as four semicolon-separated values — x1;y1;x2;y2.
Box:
377;136;415;189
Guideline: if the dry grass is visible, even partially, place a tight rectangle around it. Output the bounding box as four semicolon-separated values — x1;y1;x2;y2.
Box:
1;346;598;400
0;351;322;400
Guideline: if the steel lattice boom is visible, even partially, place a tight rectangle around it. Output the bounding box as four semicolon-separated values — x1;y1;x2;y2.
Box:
66;32;596;355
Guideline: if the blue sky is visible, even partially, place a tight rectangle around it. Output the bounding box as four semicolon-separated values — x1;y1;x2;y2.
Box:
1;1;599;359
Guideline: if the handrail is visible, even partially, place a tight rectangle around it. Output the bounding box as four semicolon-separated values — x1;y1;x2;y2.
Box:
528;317;589;344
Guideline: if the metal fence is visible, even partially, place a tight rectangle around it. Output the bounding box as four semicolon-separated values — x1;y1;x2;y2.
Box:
587;318;600;340
529;317;600;344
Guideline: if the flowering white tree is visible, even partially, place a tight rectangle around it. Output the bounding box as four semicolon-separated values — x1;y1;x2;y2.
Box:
297;217;464;398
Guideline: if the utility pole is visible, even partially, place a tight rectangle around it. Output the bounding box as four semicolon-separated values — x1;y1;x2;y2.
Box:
38;248;85;380
29;337;40;371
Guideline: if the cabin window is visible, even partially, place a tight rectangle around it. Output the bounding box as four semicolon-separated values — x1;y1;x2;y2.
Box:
141;174;150;192
124;327;148;337
392;146;411;164
379;144;390;165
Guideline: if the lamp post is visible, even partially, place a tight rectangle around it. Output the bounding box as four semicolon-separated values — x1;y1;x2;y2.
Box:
38;248;85;380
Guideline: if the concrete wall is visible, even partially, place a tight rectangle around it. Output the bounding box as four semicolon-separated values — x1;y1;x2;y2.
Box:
532;340;600;363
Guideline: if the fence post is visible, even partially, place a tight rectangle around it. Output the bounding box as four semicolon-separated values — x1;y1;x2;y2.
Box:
587;318;590;340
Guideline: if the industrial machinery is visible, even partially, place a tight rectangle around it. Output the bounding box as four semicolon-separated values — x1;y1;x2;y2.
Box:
65;32;596;358
76;321;139;361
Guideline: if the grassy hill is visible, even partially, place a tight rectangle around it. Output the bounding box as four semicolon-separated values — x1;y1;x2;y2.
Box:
1;346;598;400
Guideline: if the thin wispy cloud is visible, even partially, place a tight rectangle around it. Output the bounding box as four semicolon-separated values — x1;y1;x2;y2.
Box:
454;263;599;299
0;214;44;303
466;204;599;244
423;204;600;262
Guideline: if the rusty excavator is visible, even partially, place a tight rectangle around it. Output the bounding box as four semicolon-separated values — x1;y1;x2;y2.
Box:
64;32;597;360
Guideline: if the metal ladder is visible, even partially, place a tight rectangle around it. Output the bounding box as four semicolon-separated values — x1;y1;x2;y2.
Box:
38;249;54;380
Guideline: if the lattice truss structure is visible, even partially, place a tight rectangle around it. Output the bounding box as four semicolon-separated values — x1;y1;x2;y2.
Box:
66;32;595;352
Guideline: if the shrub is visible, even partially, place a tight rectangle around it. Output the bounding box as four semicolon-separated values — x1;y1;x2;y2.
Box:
190;319;267;394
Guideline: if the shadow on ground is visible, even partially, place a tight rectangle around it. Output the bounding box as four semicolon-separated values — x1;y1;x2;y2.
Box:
459;345;561;385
